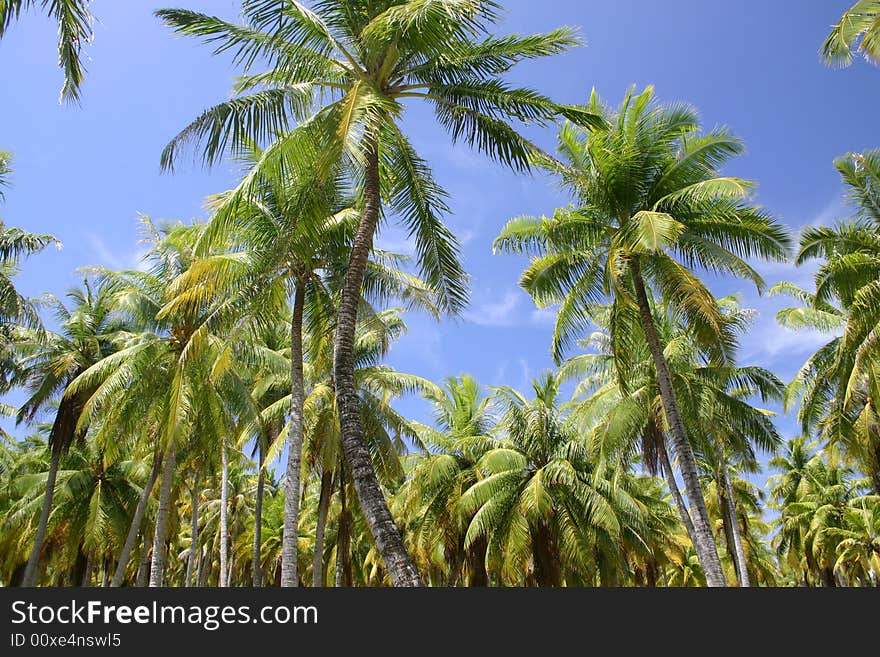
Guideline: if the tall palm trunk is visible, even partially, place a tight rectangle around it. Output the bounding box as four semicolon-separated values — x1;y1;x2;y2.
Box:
22;443;62;586
630;259;726;587
719;460;751;586
335;473;352;587
81;549;94;587
280;279;306;587
185;470;200;587
252;438;266;587
149;441;177;587
136;537;151;587
111;448;162;587
219;440;230;588
312;469;333;587
331;135;422;587
658;439;698;545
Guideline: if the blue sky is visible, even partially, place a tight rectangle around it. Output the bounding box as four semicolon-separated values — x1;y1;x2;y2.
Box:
2;1;879;484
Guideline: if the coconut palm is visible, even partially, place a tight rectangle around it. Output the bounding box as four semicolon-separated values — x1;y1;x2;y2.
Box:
184;135;439;586
779;149;880;494
560;296;783;586
822;1;880;67
0;0;94;102
457;372;669;586
155;0;601;586
396;375;495;585
13;276;125;586
494;86;791;585
1;154;60;338
66;219;257;587
825;494;880;585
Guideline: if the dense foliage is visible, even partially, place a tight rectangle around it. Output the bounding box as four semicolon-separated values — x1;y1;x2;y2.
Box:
0;1;877;587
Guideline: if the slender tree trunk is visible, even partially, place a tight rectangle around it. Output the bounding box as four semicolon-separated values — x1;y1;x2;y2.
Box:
720;460;751;586
312;469;333;587
253;440;266;587
136;537;151;587
659;438;698;545
332;135;422;587
197;545;209;587
186;470;200;587
149;441;177;587
111;449;162;587
281;279;307;587
718;480;740;579
219;440;230;588
335;476;352;587
22;443;62;586
101;561;110;588
81;550;93;587
630;259;726;587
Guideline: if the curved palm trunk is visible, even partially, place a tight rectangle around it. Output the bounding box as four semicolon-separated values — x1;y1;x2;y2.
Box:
22;443;62;586
280;279;306;587
252;440;266;587
111;449;162;587
219;440;230;588
719;461;751;586
312;470;333;587
149;441;177;587
630;259;726;587
659;439;698;545
332;137;422;587
186;470;200;587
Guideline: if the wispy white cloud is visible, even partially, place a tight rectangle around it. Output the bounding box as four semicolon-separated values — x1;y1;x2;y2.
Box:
464;291;522;327
87;234;126;270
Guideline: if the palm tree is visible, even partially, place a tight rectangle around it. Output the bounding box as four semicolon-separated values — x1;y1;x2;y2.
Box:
1;153;60;338
494;86;791;586
67;219;251;586
14;277;123;586
825;494;880;586
560;297;783;585
778;149;880;494
397;375;495;585
822;1;880;67
0;0;94;102
457;373;665;586
1;217;59;395
155;0;601;586
774;456;858;587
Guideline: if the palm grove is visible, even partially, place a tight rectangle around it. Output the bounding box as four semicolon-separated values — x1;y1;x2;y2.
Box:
0;1;878;588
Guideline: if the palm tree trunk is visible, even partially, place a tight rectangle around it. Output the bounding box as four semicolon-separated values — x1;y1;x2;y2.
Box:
111;449;162;587
186;469;200;587
659;438;698;546
630;259;726;587
22;442;62;586
149;441;177;587
312;469;333;587
219;440;230;588
252;440;266;587
720;460;751;586
718;481;740;579
281;279;306;587
332;135;422;588
197;545;209;587
81;549;94;587
335;476;352;587
136;537;151;587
